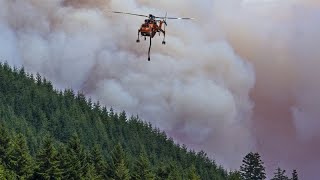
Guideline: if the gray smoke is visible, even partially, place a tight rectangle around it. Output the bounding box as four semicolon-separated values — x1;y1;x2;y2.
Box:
1;0;320;179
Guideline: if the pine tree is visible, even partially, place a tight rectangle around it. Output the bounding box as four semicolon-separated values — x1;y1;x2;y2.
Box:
155;161;184;180
187;164;201;180
167;166;182;180
114;159;130;180
0;164;16;180
36;72;42;85
0;164;5;179
7;133;34;179
155;162;170;180
64;133;87;179
90;144;108;179
131;151;155;180
0;124;10;166
271;167;289;180
240;152;266;180
56;144;68;179
108;143;130;180
228;170;242;180
83;163;103;180
291;169;298;180
34;135;63;179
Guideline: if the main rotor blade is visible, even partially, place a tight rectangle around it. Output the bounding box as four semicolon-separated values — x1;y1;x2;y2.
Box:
155;16;194;20
167;17;194;20
110;11;148;18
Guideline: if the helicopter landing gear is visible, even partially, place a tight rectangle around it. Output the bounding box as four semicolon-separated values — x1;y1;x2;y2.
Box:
136;29;140;43
162;31;166;45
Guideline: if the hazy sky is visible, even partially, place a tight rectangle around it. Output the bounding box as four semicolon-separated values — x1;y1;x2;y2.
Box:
0;0;319;179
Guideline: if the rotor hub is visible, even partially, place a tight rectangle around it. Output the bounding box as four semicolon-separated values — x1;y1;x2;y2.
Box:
149;14;155;20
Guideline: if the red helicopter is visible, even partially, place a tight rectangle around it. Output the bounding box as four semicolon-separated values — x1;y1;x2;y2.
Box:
111;11;194;61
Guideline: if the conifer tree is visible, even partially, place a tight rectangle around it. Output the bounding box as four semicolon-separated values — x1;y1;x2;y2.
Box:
155;162;184;180
0;164;17;180
114;159;130;180
271;167;289;180
291;169;298;180
34;135;62;179
56;144;68;179
18;66;25;77
228;170;242;180
90;144;108;179
0;124;10;166
167;166;182;180
7;133;34;179
0;164;5;179
83;163;103;180
36;73;42;85
131;151;155;180
240;152;266;180
64;133;87;179
155;162;170;180
187;164;201;180
0;164;16;180
108;143;130;180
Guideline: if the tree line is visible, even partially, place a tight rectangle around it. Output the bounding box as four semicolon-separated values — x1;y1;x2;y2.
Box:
0;124;204;179
0;61;299;179
235;152;299;180
0;123;300;180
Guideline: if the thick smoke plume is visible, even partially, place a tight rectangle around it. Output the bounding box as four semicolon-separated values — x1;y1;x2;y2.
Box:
1;0;319;179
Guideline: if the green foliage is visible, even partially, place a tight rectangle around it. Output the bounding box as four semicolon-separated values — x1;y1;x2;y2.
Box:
271;167;289;180
228;171;242;180
82;163;103;180
240;152;266;180
131;151;155;180
109;143;130;180
187;164;201;180
34;135;63;179
167;165;182;180
90;144;108;179
64;133;88;179
0;164;17;180
0;164;6;179
155;162;171;180
114;159;130;180
0;124;10;166
7;134;34;179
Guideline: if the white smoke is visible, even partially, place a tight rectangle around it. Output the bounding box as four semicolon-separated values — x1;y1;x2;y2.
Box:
214;0;320;179
1;0;320;179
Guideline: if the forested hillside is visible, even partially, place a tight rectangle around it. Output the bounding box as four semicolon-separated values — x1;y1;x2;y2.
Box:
0;61;231;179
0;62;300;180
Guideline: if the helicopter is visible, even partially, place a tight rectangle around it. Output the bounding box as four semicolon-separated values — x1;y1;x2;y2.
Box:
110;11;194;61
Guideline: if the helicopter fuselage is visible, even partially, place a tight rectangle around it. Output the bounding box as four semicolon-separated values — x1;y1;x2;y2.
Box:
139;19;164;38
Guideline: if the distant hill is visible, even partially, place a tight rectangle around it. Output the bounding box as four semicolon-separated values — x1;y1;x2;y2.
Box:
0;61;231;179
